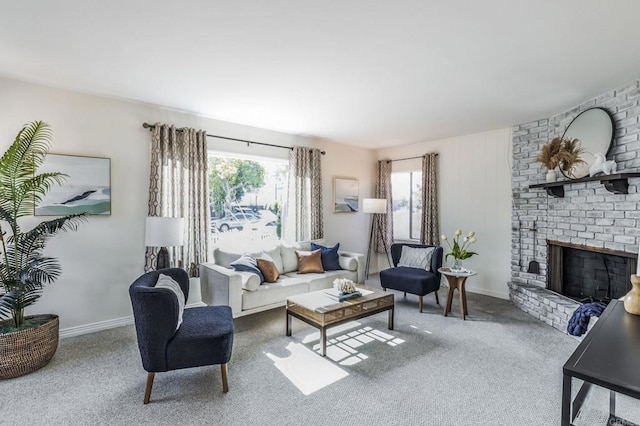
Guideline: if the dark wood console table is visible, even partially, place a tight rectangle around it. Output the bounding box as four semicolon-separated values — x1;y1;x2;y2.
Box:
562;299;640;425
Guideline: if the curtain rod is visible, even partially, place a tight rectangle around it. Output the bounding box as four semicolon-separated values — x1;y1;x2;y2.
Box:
386;153;439;163
142;122;325;155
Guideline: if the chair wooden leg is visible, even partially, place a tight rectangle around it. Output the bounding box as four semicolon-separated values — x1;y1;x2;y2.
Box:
404;292;407;297
419;295;423;313
435;291;440;305
221;363;229;393
144;372;155;404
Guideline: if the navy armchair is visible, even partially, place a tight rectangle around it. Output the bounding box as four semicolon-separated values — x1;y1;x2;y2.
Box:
129;268;234;404
379;244;443;312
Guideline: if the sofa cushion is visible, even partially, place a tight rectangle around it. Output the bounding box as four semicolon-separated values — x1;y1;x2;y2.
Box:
242;277;310;311
230;254;264;284
296;249;324;274
261;246;284;274
311;242;341;271
280;242;302;274
338;255;358;271
155;273;185;330
237;271;261;291
398;246;435;271
257;255;280;283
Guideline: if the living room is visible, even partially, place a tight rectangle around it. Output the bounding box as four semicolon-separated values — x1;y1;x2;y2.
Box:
2;1;640;425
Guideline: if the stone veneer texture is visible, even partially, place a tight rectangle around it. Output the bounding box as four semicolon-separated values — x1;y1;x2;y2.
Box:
510;79;640;333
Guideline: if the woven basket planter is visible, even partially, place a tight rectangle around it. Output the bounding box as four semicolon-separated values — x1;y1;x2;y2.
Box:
0;314;59;379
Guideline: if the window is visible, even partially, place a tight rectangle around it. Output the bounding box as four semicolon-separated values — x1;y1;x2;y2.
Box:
208;153;288;248
391;171;422;240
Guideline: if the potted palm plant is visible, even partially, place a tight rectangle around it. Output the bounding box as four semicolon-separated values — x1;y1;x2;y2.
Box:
0;121;85;379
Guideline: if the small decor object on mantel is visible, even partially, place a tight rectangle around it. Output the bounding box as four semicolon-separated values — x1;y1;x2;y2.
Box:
534;137;585;182
441;230;478;272
623;275;640;315
589;153;617;177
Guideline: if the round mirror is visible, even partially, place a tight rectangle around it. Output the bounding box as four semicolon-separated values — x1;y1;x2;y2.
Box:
560;107;615;179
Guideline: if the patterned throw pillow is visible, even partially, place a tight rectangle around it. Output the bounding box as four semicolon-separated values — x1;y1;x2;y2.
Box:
230;254;265;284
310;242;341;271
398;246;435;271
155;274;185;330
295;249;325;274
256;257;280;283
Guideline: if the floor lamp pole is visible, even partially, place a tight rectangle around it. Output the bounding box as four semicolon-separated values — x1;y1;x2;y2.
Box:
365;213;392;279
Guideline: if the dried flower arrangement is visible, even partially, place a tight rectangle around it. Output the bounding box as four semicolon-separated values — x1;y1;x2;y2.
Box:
535;137;585;172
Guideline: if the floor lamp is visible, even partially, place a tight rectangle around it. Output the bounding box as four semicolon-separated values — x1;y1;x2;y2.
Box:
363;198;392;279
145;217;185;270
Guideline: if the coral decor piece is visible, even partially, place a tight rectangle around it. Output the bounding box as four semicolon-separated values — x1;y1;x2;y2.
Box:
333;278;357;294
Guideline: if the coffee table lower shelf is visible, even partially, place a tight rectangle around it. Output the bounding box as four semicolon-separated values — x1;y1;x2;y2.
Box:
286;289;394;357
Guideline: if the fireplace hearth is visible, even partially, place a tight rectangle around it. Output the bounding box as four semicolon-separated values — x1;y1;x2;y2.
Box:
547;241;634;303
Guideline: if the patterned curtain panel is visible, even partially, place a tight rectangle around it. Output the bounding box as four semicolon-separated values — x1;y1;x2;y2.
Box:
284;146;323;242
420;153;439;245
373;160;393;253
145;123;210;276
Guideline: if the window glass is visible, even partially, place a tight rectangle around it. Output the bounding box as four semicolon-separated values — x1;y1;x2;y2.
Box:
391;171;422;240
208;153;288;249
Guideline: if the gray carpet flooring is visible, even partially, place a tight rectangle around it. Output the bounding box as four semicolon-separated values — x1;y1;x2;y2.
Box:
2;281;637;425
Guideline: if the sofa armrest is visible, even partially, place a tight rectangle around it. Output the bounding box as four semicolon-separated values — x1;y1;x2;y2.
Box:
338;251;365;284
199;262;243;316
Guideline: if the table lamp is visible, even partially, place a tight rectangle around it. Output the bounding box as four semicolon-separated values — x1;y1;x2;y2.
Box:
145;217;184;270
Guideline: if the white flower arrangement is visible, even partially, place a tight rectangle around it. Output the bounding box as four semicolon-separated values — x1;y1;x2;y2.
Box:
333;278;357;294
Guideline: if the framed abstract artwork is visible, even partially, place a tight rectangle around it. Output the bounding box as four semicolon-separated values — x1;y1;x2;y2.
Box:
333;177;359;213
35;154;111;216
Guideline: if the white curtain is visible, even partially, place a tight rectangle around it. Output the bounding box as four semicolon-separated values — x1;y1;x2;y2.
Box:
145;123;210;276
284;146;323;242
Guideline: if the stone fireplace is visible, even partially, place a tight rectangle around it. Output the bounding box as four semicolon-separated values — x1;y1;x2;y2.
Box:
509;79;640;334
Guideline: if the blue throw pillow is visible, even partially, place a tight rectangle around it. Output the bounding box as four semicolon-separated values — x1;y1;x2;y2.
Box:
310;242;341;271
230;254;265;284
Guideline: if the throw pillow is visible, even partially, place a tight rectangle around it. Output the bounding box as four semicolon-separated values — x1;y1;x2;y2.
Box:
398;246;435;271
310;242;342;271
230;254;265;284
256;257;280;283
296;249;325;274
155;273;185;330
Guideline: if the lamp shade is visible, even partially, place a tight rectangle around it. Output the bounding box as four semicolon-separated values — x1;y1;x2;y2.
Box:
362;198;387;214
145;217;184;247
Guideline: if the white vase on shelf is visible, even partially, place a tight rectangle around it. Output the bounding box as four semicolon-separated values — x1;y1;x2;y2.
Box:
546;169;557;183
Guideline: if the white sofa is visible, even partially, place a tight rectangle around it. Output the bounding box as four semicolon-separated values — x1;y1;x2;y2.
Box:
200;241;365;318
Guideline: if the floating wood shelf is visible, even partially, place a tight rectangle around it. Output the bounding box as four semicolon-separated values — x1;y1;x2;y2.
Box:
529;173;640;198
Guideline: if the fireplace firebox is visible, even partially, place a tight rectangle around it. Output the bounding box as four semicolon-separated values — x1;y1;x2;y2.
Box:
547;241;634;303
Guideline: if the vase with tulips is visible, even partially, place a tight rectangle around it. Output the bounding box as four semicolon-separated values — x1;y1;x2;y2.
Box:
441;229;478;271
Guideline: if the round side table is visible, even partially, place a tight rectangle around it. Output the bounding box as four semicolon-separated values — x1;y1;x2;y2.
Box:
438;267;477;320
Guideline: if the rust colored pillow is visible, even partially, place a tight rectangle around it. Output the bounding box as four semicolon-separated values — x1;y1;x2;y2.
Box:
256;258;280;283
296;249;324;274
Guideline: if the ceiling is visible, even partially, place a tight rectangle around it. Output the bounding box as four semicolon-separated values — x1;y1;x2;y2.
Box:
2;1;640;149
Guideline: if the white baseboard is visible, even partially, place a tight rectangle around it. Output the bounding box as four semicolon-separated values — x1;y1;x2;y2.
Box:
59;301;207;339
59;315;134;338
464;286;509;300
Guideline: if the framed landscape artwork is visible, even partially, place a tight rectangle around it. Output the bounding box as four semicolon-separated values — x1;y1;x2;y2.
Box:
333;177;359;213
35;154;111;216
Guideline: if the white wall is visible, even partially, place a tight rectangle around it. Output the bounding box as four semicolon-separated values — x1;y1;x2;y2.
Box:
0;77;375;334
377;129;513;299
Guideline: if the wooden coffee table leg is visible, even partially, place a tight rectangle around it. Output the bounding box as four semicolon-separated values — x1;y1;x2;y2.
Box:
388;307;394;330
286;310;292;336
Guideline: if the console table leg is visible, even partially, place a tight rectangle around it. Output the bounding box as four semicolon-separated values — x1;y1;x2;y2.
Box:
562;374;571;426
610;390;616;418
